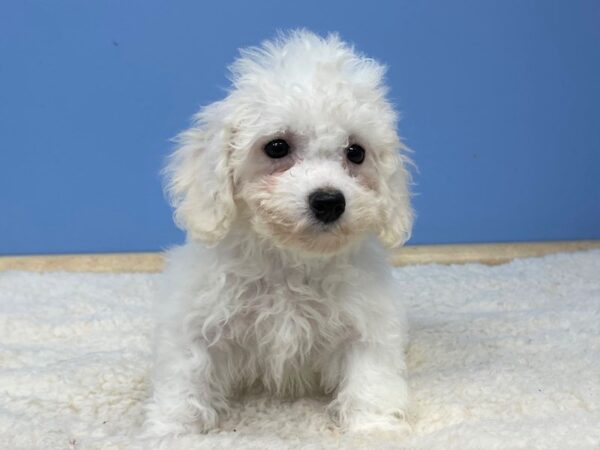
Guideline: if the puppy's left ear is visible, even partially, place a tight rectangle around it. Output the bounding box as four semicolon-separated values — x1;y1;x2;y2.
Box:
378;149;414;249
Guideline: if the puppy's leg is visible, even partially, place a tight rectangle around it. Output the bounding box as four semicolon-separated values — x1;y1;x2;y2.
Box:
328;341;410;434
143;327;226;437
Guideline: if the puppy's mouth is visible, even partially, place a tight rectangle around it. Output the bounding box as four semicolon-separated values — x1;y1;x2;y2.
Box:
253;209;358;255
307;218;348;235
275;226;355;255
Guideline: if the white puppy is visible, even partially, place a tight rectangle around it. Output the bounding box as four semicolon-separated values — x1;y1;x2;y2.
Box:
144;30;413;437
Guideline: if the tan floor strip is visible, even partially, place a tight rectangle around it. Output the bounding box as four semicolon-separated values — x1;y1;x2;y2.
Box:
0;252;163;273
0;241;598;272
391;240;600;266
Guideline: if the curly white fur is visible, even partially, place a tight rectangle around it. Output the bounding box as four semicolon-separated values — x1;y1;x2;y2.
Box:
143;30;414;438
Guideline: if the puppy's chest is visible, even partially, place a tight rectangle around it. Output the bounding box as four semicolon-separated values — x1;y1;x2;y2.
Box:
223;279;350;359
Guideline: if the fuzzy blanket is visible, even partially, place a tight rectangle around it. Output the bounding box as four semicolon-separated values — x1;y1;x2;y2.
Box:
1;250;599;449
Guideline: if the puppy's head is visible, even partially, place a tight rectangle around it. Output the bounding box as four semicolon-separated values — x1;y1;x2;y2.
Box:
165;31;413;254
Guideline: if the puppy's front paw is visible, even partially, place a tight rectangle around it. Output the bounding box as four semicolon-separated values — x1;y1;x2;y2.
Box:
142;403;219;438
345;410;411;438
328;402;411;438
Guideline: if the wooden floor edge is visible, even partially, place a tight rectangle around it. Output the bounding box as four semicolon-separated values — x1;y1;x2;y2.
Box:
1;241;599;272
0;252;164;273
390;240;600;267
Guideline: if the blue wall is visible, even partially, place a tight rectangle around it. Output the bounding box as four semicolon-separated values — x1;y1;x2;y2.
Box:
1;1;599;255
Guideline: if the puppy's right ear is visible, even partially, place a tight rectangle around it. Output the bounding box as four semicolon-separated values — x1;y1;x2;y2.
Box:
163;102;236;244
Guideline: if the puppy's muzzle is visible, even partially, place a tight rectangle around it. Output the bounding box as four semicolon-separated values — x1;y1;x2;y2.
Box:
308;189;346;224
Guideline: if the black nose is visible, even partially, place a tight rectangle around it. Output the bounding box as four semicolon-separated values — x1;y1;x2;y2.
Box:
308;190;346;224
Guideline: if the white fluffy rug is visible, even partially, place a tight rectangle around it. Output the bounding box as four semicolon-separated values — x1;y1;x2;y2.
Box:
1;250;599;449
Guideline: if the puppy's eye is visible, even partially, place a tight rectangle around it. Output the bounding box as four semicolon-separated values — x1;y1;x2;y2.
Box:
346;144;365;164
264;139;290;159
